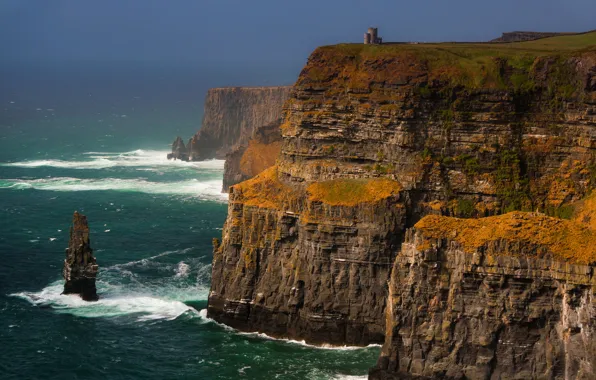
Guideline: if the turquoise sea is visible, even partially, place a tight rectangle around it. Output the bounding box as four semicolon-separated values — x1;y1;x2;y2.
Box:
0;64;379;379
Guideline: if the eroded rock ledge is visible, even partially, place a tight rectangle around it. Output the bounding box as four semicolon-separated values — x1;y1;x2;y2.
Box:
371;212;596;380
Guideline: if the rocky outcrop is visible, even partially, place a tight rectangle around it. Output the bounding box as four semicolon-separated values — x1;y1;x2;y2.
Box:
171;86;291;161
62;211;98;301
222;118;283;191
371;212;596;380
210;167;404;345
167;136;189;161
208;36;596;347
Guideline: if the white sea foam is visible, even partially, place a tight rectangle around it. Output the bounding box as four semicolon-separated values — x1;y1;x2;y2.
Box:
0;177;228;201
238;330;382;350
175;261;190;278
11;248;209;321
2;149;225;171
12;282;198;321
196;309;382;351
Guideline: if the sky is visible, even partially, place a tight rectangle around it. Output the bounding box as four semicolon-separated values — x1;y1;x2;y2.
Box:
1;0;595;70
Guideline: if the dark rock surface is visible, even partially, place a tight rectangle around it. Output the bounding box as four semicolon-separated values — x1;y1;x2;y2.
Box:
167;136;189;161
62;211;98;301
371;214;596;380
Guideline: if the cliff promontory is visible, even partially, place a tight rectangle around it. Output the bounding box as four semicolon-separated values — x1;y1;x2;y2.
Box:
208;31;596;362
371;212;596;379
169;86;291;161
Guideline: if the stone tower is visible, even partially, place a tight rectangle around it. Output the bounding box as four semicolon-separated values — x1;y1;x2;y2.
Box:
364;27;382;44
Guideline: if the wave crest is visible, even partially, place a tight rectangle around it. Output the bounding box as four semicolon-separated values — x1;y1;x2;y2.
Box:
11;248;210;321
0;177;228;201
2;149;225;171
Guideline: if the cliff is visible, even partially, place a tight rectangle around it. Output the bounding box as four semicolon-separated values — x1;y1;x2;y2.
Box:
62;211;98;301
371;212;596;379
208;32;596;349
172;86;291;161
222;118;283;191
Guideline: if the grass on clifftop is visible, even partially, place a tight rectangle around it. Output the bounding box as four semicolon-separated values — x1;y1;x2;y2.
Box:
308;32;596;90
307;178;401;206
415;212;596;265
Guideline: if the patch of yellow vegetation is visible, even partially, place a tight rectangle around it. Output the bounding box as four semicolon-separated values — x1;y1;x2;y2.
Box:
232;166;297;209
573;192;596;230
307;178;401;206
414;212;596;265
239;140;281;177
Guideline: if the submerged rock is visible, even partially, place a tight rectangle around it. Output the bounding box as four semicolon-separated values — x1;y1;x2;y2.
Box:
62;211;98;301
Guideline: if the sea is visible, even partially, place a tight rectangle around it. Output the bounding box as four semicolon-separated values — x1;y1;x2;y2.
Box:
0;62;379;379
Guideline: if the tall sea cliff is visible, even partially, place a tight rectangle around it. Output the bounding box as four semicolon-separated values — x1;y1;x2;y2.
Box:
207;32;596;378
175;86;291;161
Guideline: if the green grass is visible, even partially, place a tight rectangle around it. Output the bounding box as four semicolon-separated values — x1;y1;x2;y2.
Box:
313;32;596;90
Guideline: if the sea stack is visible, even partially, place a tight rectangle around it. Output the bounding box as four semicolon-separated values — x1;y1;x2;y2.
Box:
62;211;99;301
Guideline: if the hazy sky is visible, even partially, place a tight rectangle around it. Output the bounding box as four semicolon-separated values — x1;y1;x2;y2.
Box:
1;0;595;68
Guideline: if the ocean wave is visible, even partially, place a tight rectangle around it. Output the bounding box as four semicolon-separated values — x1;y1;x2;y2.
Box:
0;177;228;201
2;149;225;171
12;282;199;321
11;247;210;321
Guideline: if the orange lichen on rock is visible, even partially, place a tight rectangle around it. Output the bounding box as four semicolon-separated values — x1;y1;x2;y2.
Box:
307;178;401;206
239;140;281;177
231;166;298;209
414;212;596;264
573;191;596;230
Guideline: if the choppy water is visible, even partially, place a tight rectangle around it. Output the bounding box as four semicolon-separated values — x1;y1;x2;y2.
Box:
0;78;378;379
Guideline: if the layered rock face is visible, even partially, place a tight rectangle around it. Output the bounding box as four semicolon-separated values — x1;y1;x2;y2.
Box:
371;213;596;380
222;118;283;191
181;86;291;161
208;37;596;347
62;211;98;301
210;168;404;344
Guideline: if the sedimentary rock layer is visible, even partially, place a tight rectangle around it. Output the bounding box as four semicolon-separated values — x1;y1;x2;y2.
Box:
222;119;283;191
62;211;98;301
186;86;291;161
371;212;596;380
209;35;596;346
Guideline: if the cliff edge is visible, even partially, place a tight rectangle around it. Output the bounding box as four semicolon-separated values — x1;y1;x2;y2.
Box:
208;32;596;351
